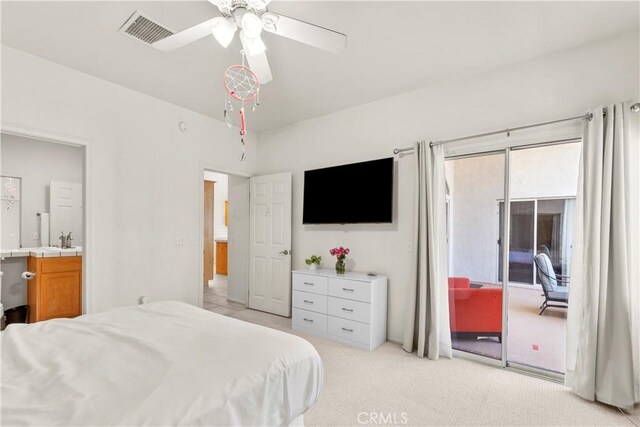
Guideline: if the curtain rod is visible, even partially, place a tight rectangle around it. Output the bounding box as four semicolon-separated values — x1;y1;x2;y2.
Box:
393;102;640;155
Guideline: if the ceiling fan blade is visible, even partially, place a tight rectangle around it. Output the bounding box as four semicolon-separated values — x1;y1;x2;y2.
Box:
262;13;346;54
246;51;273;84
152;17;228;51
240;33;272;83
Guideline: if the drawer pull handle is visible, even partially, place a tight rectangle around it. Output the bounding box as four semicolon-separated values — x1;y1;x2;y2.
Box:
342;288;354;292
303;318;314;323
342;308;354;312
304;282;314;286
341;327;354;333
303;300;314;304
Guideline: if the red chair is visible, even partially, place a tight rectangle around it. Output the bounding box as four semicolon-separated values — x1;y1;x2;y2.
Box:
448;277;502;342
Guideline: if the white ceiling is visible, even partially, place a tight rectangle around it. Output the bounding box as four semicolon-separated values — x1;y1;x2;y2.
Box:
2;1;638;132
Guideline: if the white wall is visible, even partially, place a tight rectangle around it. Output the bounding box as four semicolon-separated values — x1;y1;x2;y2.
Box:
1;46;258;313
256;32;640;342
448;153;504;283
1;134;84;247
511;143;581;199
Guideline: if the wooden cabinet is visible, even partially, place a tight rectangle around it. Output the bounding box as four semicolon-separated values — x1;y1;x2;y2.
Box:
27;256;82;323
216;241;228;275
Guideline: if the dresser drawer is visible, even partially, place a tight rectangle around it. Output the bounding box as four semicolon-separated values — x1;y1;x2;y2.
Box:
293;273;328;295
293;308;327;333
328;296;370;323
293;290;328;314
328;278;371;303
328;316;370;344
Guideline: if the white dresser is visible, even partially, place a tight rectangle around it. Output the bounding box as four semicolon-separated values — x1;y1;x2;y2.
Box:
292;269;388;351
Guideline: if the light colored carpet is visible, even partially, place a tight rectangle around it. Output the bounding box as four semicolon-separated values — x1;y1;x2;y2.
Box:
207;297;638;426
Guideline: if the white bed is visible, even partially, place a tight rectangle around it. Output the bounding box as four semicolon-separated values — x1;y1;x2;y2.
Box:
1;301;323;426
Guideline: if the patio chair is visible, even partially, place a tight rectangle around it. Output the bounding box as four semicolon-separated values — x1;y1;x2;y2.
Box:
537;244;568;278
534;253;569;315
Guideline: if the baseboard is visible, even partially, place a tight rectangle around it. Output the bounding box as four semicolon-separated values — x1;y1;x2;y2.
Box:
226;296;247;305
387;336;402;344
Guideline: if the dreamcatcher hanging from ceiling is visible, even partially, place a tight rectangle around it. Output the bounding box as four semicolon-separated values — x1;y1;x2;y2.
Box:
223;53;260;162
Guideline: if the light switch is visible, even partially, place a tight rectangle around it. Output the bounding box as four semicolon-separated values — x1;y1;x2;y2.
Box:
176;236;185;246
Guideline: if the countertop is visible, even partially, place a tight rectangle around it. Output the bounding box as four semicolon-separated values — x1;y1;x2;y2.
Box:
1;247;83;259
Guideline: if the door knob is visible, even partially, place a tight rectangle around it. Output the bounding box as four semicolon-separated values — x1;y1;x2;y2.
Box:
278;249;291;255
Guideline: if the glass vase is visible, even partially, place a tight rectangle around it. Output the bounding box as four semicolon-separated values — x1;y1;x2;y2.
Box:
335;258;346;275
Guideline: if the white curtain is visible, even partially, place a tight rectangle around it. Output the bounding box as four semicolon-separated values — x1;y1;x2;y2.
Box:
402;141;452;359
566;102;640;409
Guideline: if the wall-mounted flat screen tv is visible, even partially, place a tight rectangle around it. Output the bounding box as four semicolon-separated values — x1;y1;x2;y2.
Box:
303;157;394;224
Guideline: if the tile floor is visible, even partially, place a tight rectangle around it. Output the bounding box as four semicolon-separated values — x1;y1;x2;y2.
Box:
203;275;246;313
203;275;293;328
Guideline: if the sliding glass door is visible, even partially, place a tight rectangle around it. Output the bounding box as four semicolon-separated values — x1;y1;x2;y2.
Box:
506;143;580;374
446;152;505;361
446;141;581;375
498;198;575;286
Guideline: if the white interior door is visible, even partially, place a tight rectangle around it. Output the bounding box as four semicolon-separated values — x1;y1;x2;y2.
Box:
50;181;83;246
249;172;292;316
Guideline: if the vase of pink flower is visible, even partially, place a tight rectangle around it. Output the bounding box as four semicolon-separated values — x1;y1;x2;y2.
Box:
329;246;350;275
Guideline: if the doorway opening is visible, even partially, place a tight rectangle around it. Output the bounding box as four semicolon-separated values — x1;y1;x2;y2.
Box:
1;132;87;327
446;140;581;376
202;170;250;313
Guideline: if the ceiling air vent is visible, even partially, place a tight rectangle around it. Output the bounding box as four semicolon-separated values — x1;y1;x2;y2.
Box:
119;11;174;45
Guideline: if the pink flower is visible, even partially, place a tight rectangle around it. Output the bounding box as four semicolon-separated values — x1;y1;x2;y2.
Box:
330;246;350;259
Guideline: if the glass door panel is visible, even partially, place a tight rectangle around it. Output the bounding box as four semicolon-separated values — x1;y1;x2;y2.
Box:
537;199;573;280
506;142;580;374
446;153;504;360
499;201;535;284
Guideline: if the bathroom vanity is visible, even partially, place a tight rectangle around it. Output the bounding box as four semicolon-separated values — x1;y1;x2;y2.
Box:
1;144;84;322
216;239;228;275
27;253;82;323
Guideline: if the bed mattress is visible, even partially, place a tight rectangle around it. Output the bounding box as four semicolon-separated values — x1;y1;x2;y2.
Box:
1;301;323;426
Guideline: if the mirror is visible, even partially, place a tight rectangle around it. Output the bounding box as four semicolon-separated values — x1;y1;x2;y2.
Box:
1;176;22;249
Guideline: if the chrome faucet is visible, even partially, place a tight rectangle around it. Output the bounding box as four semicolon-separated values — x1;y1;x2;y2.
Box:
59;232;73;249
59;232;67;249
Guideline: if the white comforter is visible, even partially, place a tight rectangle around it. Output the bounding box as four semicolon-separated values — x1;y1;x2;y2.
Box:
1;301;323;426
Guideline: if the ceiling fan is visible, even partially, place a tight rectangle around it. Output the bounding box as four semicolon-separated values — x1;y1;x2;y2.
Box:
152;0;347;84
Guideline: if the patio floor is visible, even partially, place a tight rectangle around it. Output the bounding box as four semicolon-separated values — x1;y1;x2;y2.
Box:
452;285;567;374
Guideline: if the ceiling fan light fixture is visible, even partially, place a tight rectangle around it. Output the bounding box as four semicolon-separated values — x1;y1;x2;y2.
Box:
212;19;237;48
241;12;263;39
